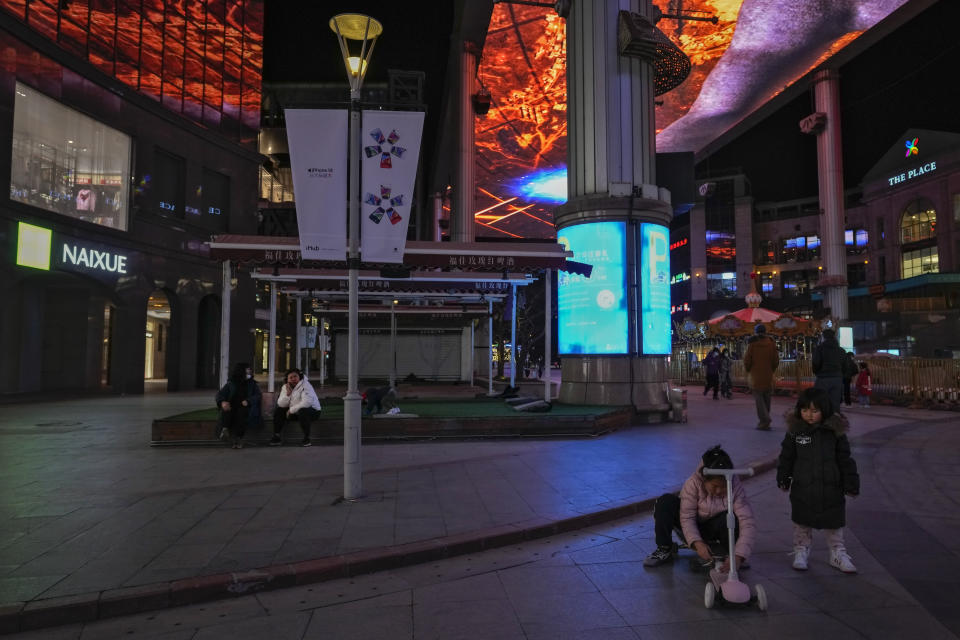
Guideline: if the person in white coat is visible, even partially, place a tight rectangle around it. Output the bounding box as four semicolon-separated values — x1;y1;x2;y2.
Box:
270;369;322;447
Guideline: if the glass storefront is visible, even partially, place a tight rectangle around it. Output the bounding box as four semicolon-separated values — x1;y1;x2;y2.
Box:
11;82;132;230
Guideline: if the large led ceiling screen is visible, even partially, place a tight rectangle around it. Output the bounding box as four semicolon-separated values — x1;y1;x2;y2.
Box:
475;0;909;239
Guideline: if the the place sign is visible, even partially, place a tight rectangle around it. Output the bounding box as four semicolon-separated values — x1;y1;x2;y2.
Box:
887;161;937;187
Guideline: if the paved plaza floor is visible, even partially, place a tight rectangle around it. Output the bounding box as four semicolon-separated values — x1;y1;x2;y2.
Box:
1;386;958;638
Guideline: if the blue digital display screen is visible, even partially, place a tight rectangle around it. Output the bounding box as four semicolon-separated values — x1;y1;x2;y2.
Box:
640;223;671;355
557;222;628;354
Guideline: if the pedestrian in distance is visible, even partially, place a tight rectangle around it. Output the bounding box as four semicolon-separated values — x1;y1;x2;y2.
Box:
842;351;858;406
777;387;860;573
719;348;734;399
215;362;262;449
743;323;779;430
644;445;756;572
702;347;722;400
855;362;872;408
812;328;846;413
270;368;322;447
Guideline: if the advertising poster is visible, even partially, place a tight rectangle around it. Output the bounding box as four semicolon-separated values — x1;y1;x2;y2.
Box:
557;222;628;354
640;223;671;355
284;109;348;261
360;110;425;263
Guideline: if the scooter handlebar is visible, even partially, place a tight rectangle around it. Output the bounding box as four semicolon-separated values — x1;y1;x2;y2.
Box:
703;467;755;478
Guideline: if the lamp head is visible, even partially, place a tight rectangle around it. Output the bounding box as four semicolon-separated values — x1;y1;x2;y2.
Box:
329;13;383;93
329;13;383;40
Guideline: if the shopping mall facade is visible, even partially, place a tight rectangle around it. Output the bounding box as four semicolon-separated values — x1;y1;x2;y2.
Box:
0;1;264;395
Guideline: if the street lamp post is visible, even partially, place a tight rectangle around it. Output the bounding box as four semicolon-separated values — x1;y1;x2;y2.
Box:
330;13;382;501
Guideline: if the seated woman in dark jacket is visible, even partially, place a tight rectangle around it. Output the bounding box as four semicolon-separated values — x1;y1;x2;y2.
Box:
215;362;262;449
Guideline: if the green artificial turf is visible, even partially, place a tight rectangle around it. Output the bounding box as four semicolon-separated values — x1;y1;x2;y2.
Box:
160;398;624;422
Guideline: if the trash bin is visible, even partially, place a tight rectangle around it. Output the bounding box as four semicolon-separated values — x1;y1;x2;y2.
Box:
669;388;687;423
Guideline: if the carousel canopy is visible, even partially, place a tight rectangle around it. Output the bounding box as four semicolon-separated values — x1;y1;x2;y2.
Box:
707;307;781;325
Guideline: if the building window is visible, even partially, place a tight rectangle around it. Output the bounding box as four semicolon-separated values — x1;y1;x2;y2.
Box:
900;198;937;244
847;262;867;287
878;255;886;283
901;246;939;279
782;270;811;297
877;217;885;249
705;231;736;267
781;235;818;263
200;168;230;230
153;148;185;218
760;272;774;294
706;272;737;299
10;82;132;230
845;228;868;255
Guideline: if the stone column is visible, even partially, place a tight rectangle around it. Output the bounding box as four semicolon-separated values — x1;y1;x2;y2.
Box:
555;0;672;418
803;69;847;321
452;42;480;243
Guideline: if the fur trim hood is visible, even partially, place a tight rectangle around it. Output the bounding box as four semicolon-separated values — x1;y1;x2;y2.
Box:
783;410;849;435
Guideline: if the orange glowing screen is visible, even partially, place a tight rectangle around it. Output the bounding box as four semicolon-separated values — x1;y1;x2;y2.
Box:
474;0;908;239
0;0;263;144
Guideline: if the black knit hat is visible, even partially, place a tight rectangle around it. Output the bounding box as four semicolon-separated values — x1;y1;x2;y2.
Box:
701;445;733;471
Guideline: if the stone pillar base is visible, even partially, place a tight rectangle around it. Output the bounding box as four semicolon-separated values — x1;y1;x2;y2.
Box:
559;355;670;422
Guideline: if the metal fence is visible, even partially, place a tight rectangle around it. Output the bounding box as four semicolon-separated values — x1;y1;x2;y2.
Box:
672;355;960;401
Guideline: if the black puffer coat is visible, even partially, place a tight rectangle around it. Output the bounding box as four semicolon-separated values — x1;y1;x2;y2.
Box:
776;412;859;529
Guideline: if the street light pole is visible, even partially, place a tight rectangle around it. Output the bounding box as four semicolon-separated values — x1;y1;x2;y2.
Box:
331;13;382;501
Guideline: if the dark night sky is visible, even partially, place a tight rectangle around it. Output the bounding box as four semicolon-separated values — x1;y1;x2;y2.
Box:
262;1;454;90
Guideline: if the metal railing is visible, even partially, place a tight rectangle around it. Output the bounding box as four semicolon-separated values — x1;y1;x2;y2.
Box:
672;355;960;401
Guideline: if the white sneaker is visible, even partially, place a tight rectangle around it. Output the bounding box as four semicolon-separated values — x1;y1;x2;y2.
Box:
830;548;857;573
791;546;810;570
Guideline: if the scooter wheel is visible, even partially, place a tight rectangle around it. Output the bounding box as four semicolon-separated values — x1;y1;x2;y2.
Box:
755;584;767;611
704;582;716;609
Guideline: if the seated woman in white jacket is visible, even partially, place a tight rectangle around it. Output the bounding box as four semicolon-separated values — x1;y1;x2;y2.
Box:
270;368;322;447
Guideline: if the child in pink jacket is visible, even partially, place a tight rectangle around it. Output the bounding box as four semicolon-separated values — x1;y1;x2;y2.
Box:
644;445;757;570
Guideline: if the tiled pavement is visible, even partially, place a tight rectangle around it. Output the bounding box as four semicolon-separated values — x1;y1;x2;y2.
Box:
1;386;958;637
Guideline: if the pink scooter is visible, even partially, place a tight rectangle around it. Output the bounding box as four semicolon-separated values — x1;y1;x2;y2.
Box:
702;466;768;611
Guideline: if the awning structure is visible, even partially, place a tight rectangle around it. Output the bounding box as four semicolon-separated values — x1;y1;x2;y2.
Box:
207;234;592;276
210;235;570;399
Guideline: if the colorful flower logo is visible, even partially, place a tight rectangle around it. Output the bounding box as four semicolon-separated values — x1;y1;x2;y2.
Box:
904;137;918;158
365;128;407;169
365;185;405;225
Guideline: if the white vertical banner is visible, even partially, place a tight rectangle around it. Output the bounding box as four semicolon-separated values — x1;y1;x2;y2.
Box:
284;109;348;261
360;110;425;263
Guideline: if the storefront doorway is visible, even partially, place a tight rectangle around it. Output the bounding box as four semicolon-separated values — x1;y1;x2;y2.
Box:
144;290;170;382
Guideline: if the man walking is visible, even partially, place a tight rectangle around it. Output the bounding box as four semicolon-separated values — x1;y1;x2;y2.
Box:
813;328;846;412
744;324;779;430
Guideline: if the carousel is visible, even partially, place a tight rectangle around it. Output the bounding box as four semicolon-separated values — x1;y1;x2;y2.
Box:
673;289;820;364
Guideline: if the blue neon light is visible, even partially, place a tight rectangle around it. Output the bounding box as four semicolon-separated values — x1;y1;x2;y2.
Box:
557;222;627;354
640;223;671;355
507;167;568;204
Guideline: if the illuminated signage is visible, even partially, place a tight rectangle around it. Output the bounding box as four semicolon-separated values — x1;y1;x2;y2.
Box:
904;137;918;157
671;273;690;284
670;238;688;251
15;222;131;276
671;303;690;314
557;222;628;355
208;207;222;215
185;206;200;215
159;201;176;212
887;161;936;186
640;223;671;355
16;222;52;270
61;243;128;274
